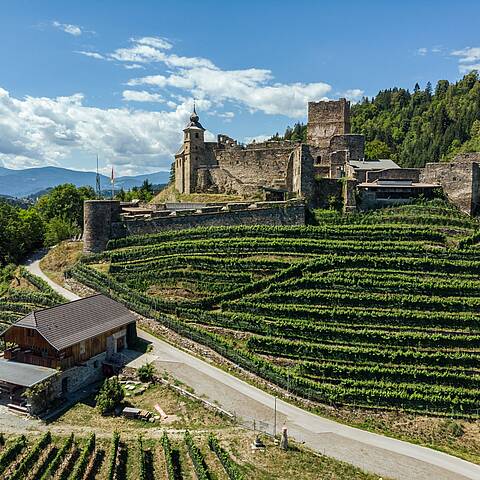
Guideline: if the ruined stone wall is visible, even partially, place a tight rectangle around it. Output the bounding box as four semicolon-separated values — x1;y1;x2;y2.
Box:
307;99;350;148
366;168;421;183
213;143;296;191
329;134;365;161
420;161;480;215
453;153;480;163
111;203;305;238
313;178;343;209
292;145;315;202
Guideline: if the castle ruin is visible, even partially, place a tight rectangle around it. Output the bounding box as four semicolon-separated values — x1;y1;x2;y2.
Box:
174;99;364;202
82;99;480;253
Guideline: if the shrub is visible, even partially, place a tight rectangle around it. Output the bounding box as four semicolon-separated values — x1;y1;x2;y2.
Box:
96;377;124;415
137;362;156;383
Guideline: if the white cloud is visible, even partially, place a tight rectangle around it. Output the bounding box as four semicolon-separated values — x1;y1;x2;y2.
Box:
124;64;144;70
135;36;173;50
451;47;480;63
128;68;331;117
81;36;343;117
341;89;364;102
52;21;82;36
76;51;104;60
451;47;480;73
0;87;195;174
459;63;480;74
417;47;428;56
122;90;164;103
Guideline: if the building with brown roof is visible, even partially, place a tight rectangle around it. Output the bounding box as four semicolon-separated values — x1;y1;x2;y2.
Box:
0;294;137;414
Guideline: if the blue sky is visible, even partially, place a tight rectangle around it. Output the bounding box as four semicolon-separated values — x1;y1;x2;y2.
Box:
0;0;479;175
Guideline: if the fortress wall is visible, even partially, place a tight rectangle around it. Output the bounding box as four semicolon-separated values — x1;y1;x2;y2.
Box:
293;145;315;201
111;203;305;238
420;161;480;215
213;146;295;188
329;134;365;161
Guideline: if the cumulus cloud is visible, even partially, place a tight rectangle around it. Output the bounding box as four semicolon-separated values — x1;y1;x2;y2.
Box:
84;36;332;117
341;89;364;102
417;47;428;56
127;68;330;117
0;87;193;173
450;47;480;73
122;90;164;103
52;21;82;36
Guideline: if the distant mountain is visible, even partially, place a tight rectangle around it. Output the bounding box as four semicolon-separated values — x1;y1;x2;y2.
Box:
0;166;169;198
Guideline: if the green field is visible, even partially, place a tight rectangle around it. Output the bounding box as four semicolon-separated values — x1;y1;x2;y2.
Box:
70;200;480;418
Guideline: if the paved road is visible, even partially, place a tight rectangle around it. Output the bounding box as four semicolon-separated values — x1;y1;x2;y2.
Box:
24;253;480;480
25;249;80;302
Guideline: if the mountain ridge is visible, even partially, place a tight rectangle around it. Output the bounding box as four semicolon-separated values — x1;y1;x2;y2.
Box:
0;166;169;198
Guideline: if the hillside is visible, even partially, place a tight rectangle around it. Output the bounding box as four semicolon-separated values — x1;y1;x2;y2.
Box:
70;199;480;421
278;71;480;167
0;166;169;198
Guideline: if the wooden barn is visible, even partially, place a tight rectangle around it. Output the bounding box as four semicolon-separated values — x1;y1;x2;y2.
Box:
0;294;137;411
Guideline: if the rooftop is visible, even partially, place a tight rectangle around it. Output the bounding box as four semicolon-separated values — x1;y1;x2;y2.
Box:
4;294;136;351
0;358;57;387
349;159;400;170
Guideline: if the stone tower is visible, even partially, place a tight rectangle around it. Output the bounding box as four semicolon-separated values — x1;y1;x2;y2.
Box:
175;105;206;194
307;98;351;149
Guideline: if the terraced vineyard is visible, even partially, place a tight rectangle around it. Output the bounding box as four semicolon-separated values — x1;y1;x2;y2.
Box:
70;200;480;418
0;267;66;335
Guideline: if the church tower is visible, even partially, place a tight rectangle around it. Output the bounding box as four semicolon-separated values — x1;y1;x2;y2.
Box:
175;104;206;194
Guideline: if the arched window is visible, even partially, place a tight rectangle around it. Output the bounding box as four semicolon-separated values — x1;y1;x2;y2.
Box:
195;132;199;138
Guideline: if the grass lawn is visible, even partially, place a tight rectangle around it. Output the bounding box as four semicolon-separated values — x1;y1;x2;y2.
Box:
53;383;234;433
40;241;84;286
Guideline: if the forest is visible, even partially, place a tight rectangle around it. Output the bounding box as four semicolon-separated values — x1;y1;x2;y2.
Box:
278;71;480;167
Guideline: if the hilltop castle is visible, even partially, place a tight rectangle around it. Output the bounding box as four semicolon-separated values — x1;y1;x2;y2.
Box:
82;99;480;253
174;99;365;201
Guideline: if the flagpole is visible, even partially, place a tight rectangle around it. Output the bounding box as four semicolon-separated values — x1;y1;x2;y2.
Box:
111;166;115;200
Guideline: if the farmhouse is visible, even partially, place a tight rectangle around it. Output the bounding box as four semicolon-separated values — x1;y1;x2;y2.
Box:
0;294;137;414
